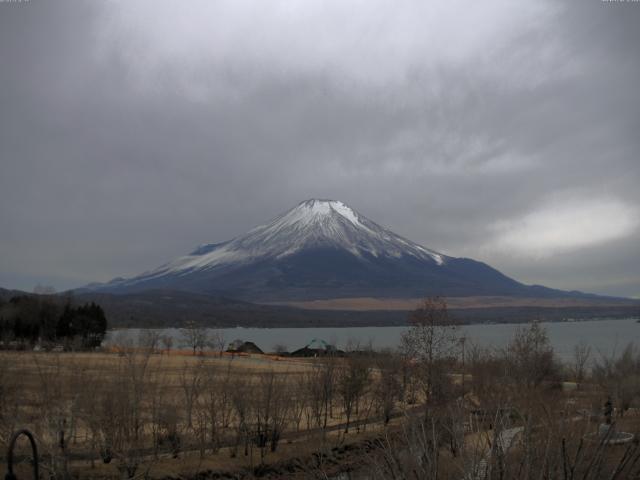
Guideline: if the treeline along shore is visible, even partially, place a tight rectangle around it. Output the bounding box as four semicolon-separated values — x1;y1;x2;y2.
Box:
53;290;640;328
2;287;638;330
0;293;107;350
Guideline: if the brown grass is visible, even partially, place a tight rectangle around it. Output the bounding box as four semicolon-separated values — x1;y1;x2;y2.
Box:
266;295;638;311
0;350;399;479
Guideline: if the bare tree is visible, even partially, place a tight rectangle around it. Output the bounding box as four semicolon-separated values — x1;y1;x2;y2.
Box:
138;329;160;353
571;339;591;384
337;354;370;433
251;369;291;461
210;330;226;357
401;297;458;408
506;321;558;389
181;321;209;355
155;401;182;459
467;343;509;411
91;348;154;479
290;374;308;432
373;351;402;425
32;354;78;479
180;359;205;430
0;354;21;446
202;360;234;454
230;376;252;459
593;343;640;417
161;334;173;355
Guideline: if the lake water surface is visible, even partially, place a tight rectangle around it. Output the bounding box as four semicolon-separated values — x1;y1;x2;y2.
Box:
108;317;640;361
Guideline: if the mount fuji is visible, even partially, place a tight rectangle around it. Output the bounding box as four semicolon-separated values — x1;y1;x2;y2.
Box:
89;199;587;301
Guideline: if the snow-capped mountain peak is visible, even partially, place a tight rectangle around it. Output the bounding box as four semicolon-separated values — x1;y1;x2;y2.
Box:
89;199;569;302
85;199;594;303
122;199;446;285
246;199;373;239
281;199;364;228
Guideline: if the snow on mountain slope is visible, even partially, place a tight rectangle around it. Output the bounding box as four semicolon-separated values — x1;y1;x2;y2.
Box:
93;199;576;301
132;199;445;283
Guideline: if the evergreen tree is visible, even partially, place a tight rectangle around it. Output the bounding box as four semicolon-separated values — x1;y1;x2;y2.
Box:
56;303;75;339
0;296;107;349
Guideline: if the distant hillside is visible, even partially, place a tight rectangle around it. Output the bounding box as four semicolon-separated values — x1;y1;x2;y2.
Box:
275;295;640;311
73;290;407;328
3;286;637;328
75;289;639;328
0;287;26;302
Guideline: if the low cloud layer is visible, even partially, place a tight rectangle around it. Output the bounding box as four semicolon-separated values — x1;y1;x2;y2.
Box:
488;197;639;258
1;0;639;297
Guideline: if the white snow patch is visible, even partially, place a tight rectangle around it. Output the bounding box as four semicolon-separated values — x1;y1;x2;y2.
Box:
329;201;360;226
116;199;448;285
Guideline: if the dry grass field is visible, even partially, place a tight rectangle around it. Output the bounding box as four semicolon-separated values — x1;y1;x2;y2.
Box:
3;317;640;479
269;296;639;311
0;349;407;479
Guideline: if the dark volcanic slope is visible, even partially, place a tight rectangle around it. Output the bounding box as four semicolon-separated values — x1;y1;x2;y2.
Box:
86;199;604;302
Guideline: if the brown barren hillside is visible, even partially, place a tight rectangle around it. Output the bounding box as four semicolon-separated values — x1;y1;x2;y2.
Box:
267;295;640;311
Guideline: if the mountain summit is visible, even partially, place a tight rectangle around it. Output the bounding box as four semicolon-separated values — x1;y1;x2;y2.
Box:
91;199;577;301
179;199;445;269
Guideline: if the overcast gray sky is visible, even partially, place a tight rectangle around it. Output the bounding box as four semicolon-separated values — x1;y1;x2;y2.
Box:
1;0;639;297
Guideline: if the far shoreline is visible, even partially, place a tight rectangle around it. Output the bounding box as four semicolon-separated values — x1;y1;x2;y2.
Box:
107;314;640;331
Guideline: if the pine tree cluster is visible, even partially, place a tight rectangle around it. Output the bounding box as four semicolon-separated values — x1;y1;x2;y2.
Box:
0;295;107;349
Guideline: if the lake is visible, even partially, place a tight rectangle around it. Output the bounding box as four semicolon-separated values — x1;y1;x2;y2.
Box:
107;317;640;361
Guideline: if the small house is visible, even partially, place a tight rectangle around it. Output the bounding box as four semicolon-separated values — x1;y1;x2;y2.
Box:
290;338;342;357
227;340;264;354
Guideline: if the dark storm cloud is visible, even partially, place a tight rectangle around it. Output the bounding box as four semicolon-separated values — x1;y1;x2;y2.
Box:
1;0;639;296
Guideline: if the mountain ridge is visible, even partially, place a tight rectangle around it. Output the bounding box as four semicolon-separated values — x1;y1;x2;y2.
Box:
85;199;606;302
